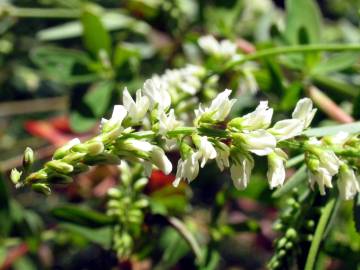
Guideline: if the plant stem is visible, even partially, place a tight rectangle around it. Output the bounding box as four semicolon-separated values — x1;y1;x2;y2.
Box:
167;216;204;265
1;5;81;19
304;196;337;270
224;44;360;72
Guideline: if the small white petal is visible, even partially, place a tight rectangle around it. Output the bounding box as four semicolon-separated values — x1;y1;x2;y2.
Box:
292;98;317;128
238;130;276;156
230;155;254;190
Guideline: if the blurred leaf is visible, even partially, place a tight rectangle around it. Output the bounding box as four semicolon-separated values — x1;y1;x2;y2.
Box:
30;46;93;82
284;0;322;44
60;223;112;248
353;194;360;232
0;175;11;236
303;122;360;137
149;186;188;215
81;4;111;56
311;53;360;76
13;256;37;270
156;227;190;269
70;111;97;133
280;82;303;110
84;81;115;117
52;204;114;227
273;165;307;198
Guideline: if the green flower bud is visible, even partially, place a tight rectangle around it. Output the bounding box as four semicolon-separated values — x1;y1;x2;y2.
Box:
63;152;86;163
134;178;148;191
306;154;320;172
277;237;287;248
23;147;34;168
278;249;286;258
285;242;293;250
85;140;104;155
285;228;297;240
26;170;48;183
134;198;149;208
32;183;51;195
46;160;74;174
48;173;73;184
10;168;22;185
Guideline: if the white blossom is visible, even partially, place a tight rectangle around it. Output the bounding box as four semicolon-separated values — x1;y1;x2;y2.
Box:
159;109;181;135
150;146;173;175
309;168;333;195
101;105;127;130
324;131;350;146
215;142;230;171
230;154;254;190
236;130;276;156
198;35;237;59
267;148;287;189
269;119;304;141
197;136;217;168
142;77;171;112
195;89;236;122
122;88;150;122
292;98;317;129
337;165;360;200
173;152;200;187
240;101;273;130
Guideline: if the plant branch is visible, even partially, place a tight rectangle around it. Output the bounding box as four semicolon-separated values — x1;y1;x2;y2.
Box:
304;196;337;270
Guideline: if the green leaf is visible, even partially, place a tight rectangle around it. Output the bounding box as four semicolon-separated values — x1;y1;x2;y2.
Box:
284;0;322;44
84;81;114;117
52;204;114;227
353;194;360;232
273;165;307;198
311;52;360;76
280;82;303;110
303;122;360;137
59;223;112;248
30;46;93;82
81;4;111;56
156;228;190;269
70;111;97;133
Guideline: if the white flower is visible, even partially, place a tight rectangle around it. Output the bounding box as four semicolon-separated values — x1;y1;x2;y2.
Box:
235;130;276;156
150;146;172;175
122;88;150;122
240;101;273;130
142;77;171;112
195;89;236;122
215;142;230;171
197;136;217;168
337;165;360;200
269;119;304;141
62;138;81;151
101;105;128;140
173;152;200;187
309;168;333;195
267;148;287;189
159;109;181;135
230;154;254;190
292;98;317;129
101;105;127;130
198;35;237;59
324;131;350;146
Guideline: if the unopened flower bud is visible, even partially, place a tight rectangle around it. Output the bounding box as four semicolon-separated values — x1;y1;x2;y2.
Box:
134;198;149;208
285;228;297;240
23;147;34;169
85;140;104;155
32;183;51;195
134;177;149;191
46;160;74;174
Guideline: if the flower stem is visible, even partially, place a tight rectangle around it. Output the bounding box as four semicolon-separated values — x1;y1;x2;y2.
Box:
224;44;360;72
304;196;336;270
1;5;81;19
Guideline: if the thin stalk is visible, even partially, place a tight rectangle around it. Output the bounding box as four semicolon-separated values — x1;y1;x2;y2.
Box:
223;44;360;73
304;196;337;270
1;6;81;19
167;216;204;265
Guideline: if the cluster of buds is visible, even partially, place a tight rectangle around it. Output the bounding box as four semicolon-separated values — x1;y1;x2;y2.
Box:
107;162;149;258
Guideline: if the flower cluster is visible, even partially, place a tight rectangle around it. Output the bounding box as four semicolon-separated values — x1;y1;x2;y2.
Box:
304;132;360;200
10;36;360;202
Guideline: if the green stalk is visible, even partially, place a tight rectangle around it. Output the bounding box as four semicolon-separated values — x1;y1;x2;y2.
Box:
223;44;360;72
304;196;337;270
1;6;81;19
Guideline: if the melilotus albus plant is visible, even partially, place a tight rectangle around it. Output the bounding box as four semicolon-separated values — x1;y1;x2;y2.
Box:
11;35;360;270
